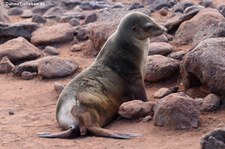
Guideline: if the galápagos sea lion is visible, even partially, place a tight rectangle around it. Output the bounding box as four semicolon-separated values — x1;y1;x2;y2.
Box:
39;12;166;139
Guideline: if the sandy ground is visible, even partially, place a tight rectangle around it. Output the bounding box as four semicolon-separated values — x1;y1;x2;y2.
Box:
1;0;225;148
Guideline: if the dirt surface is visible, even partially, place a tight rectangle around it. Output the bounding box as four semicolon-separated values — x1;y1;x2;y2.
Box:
1;0;225;149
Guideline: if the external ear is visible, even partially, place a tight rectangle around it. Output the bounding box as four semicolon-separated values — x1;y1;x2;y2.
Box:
132;25;137;31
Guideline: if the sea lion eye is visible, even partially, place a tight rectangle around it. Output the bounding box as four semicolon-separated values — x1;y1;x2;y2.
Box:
145;23;153;30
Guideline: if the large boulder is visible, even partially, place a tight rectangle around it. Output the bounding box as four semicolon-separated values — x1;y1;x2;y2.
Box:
0;37;41;63
145;55;179;81
175;8;225;45
181;38;225;96
153;92;200;129
31;23;74;45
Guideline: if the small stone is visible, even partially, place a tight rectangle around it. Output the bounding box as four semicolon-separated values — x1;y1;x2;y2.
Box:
0;56;15;73
76;27;89;41
8;109;14;115
21;10;33;18
159;8;168;16
148;42;173;56
54;82;65;94
21;71;37;80
128;2;144;10
71;44;81;52
8;7;23;16
43;7;63;18
142;115;153;122
119;100;155;119
145;55;179;82
69;18;80;26
200;94;221;112
154;86;178;98
84;12;98;24
44;46;59;55
168;51;186;61
32;14;47;24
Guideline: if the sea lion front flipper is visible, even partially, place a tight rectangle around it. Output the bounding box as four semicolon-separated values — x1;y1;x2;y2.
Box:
88;126;140;139
38;124;79;139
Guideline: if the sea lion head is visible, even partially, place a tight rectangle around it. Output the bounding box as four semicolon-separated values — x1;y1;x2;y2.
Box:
118;12;167;40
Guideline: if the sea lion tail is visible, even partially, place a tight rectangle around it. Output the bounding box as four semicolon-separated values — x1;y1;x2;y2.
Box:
38;124;79;139
88;127;140;139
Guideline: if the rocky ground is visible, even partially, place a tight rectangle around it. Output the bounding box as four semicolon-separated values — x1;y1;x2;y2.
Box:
1;0;225;149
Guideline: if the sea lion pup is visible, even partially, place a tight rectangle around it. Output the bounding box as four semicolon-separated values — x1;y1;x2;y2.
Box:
39;12;166;139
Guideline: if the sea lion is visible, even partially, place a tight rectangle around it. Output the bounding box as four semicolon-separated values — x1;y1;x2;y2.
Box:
39;12;166;139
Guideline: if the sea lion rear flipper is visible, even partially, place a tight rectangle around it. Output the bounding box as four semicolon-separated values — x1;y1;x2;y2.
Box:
38;124;79;139
88;126;140;139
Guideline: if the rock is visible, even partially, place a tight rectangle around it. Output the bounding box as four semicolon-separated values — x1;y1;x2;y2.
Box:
0;22;39;42
118;100;155;119
32;4;55;15
175;8;225;45
168;51;186;61
148;42;173;56
12;59;39;76
145;55;179;82
21;10;33;18
0;56;15;73
200;0;213;8
8;109;14;115
200;94;221;112
21;71;37;80
164;9;200;32
173;2;194;13
217;5;225;17
56;13;80;23
159;8;168;16
150;34;169;43
71;44;81;52
142;115;153;122
181;38;225;96
44;46;59;55
83;12;98;24
184;5;204;14
0;37;40;63
154;86;178;98
153;92;200;129
32;14;47;24
54;82;65;94
148;0;176;12
76;27;89;41
200;127;225;149
31;23;74;45
8;7;23;16
43;7;63;18
0;7;11;23
38;56;78;79
69;18;80;26
128;3;144;10
89;22;116;51
61;1;80;10
80;1;110;10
